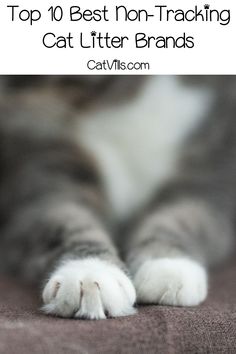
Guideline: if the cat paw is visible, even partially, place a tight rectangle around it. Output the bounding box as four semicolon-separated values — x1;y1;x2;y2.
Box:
42;258;136;319
133;258;207;306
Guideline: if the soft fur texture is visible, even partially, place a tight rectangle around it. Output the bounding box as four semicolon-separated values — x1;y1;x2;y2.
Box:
0;75;235;319
134;258;207;306
76;76;212;219
42;258;136;319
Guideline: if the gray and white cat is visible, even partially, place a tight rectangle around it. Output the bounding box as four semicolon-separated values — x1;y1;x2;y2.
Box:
0;76;235;319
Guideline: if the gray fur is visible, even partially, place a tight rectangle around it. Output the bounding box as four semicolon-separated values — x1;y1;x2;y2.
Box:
0;76;235;286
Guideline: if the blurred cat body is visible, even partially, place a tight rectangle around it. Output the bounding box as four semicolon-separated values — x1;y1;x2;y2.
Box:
76;76;212;220
0;75;235;319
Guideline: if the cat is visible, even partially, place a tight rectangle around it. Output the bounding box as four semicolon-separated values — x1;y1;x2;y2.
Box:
0;75;235;319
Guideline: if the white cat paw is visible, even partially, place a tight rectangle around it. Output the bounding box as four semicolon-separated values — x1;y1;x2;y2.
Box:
134;258;207;306
42;258;136;320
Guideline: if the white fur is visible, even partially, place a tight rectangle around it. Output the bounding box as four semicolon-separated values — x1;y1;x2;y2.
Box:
42;258;136;320
133;258;207;306
76;76;212;221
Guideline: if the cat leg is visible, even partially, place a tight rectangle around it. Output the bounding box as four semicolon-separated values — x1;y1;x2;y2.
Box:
40;201;136;319
1;198;136;319
0;139;136;319
43;201;136;319
125;199;233;306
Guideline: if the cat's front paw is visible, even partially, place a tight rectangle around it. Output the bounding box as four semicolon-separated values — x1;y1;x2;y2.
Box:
42;258;136;320
134;258;207;306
